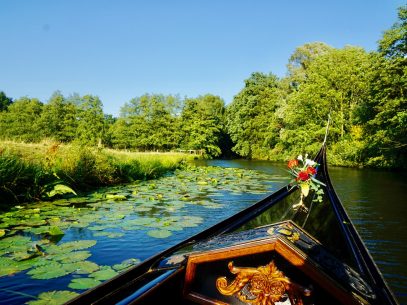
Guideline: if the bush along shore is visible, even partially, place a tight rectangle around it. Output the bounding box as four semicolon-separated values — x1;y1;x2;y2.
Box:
0;141;193;208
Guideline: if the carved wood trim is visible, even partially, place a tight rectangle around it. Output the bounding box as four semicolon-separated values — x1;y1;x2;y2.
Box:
184;237;367;305
216;260;311;305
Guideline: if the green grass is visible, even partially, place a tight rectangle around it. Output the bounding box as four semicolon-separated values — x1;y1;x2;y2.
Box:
0;141;194;207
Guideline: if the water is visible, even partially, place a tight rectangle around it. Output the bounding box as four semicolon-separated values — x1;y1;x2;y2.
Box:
0;160;406;304
328;166;407;304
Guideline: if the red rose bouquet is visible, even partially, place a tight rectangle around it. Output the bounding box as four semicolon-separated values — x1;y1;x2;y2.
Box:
287;154;325;208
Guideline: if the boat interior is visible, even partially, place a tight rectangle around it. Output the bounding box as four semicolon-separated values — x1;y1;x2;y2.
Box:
126;220;374;305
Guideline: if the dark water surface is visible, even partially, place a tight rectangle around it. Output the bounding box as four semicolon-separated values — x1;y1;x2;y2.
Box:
0;160;406;304
328;166;407;304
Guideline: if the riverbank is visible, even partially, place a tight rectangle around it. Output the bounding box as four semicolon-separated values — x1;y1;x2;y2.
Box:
0;141;194;207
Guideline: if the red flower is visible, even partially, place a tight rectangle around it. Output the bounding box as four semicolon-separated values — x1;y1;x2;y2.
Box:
288;159;298;169
297;171;309;181
306;166;317;175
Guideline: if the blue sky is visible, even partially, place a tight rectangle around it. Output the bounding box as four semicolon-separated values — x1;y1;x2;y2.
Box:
1;0;404;116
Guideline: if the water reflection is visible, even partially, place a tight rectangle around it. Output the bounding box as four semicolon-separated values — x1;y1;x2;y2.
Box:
329;166;407;304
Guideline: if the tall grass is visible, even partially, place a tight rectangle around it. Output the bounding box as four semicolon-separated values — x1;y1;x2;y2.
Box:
0;141;193;207
0;150;46;204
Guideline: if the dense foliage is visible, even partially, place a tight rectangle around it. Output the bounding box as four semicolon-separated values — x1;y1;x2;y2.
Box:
0;5;406;168
226;6;407;168
226;72;281;159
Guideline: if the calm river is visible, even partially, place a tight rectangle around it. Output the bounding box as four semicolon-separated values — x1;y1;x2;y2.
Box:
0;160;406;304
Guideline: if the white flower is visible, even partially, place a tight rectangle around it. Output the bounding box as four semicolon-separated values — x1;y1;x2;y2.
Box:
297;154;303;161
305;159;316;166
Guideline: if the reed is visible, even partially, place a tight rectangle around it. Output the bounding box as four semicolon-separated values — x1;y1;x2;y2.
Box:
0;141;193;207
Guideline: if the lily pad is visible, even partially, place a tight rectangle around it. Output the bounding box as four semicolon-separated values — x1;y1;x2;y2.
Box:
10;250;41;261
28;262;72;279
166;225;184;231
122;218;157;226
0;257;31;276
0;235;32;252
112;258;141;271
28;225;65;236
0;266;22;277
52;199;72;206
26;290;80;305
105;194;127;201
89;267;119;281
48;226;64;236
93;232;124;238
104;214;126;220
68;222;90;228
133;206;152;212
88;224;115;231
53;250;92;263
18;219;48;227
179;216;203;227
69;260;99;274
147;229;172;239
68;278;102;290
25;226;52;235
57;240;97;252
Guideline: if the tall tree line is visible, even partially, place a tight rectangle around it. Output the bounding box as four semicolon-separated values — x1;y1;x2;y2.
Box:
0;92;228;157
0;5;405;167
226;5;406;168
0;92;107;146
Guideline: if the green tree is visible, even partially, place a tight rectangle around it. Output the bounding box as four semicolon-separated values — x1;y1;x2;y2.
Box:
226;72;282;159
101;114;116;147
0;97;43;141
115;94;182;151
0;91;13;111
180;95;225;157
76;95;105;146
286;46;372;136
39;91;79;142
144;95;180;150
109;118;133;149
287;42;333;88
360;5;407;168
378;5;407;59
278;46;372;165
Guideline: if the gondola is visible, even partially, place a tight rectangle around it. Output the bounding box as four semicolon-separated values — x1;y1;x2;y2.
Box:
65;140;399;305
